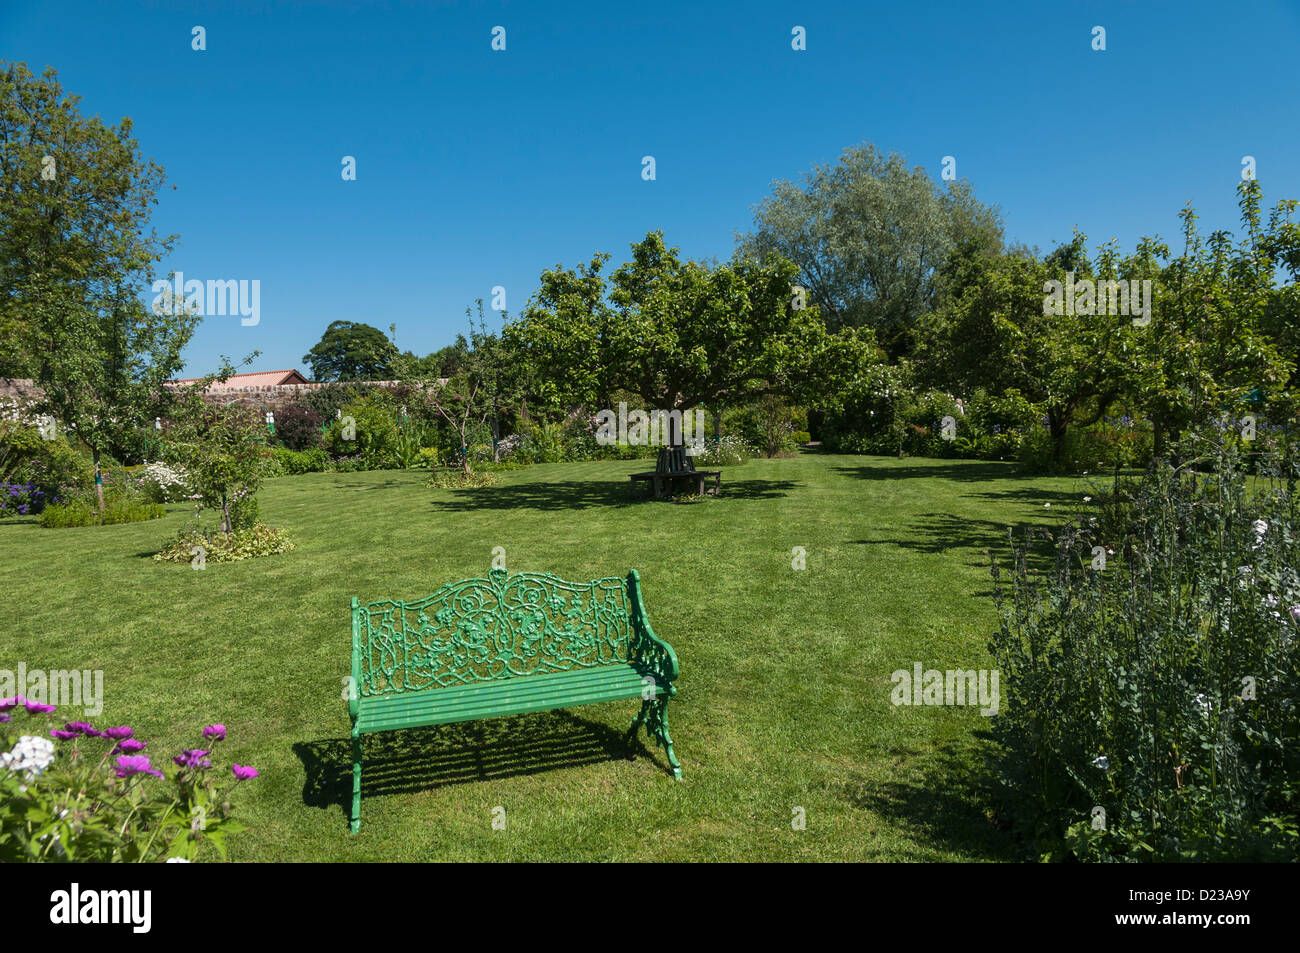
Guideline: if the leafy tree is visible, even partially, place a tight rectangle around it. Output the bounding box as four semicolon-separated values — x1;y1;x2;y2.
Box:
502;251;617;415
302;321;398;381
509;232;836;457
0;62;197;511
1134;182;1295;455
432;302;522;472
393;342;463;381
162;395;268;534
921;242;1134;468
737;142;1002;359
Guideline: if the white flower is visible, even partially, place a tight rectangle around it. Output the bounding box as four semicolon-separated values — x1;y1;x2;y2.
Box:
165;857;192;863
1;734;56;782
1083;496;1092;503
1194;693;1214;715
1091;755;1110;770
1044;502;1051;508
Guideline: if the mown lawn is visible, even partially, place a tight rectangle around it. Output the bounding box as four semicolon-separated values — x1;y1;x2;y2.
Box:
0;452;1087;860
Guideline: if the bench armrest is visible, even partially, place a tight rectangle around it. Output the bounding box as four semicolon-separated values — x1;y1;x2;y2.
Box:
349;596;362;723
626;570;679;685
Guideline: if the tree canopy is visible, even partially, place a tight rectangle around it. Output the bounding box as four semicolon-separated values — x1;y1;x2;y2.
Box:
506;231;844;423
737;142;1003;360
302;320;398;381
0;61;198;507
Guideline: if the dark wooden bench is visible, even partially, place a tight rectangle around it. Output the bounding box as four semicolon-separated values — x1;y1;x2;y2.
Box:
629;446;721;499
346;568;681;832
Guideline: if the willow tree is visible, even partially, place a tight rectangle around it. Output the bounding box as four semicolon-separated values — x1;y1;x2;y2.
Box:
736;142;1003;360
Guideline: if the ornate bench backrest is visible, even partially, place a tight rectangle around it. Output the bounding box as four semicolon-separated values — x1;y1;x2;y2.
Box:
354;569;633;697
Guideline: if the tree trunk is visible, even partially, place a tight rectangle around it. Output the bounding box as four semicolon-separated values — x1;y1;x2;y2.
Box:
1049;412;1068;471
653;407;686;473
92;447;105;516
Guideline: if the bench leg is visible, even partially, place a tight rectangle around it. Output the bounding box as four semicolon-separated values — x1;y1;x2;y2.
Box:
644;695;683;780
350;734;363;834
626;698;650;754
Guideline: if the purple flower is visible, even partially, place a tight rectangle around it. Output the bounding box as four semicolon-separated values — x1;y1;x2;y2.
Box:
173;749;211;770
202;724;226;741
0;714;9;723
24;699;56;714
113;739;148;754
50;729;78;739
102;726;134;740
115;755;163;778
231;763;259;780
64;721;98;736
0;696;23;712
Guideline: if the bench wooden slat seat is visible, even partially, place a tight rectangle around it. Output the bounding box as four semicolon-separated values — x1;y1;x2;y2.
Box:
347;567;681;832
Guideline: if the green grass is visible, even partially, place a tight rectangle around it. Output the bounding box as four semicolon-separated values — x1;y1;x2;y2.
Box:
0;452;1089;860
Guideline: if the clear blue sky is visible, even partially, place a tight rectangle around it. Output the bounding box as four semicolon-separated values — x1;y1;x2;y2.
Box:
3;0;1298;377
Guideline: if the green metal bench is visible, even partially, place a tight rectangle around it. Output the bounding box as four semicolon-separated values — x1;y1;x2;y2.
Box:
346;567;681;832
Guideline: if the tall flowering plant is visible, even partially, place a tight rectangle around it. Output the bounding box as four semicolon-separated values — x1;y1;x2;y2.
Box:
0;698;257;862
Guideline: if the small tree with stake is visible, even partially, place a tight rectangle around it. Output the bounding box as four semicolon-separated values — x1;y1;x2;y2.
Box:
162;379;267;534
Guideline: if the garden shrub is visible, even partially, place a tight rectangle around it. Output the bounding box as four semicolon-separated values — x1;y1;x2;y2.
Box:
229;489;259;530
413;447;442;469
477;458;529;472
330;452;399;472
38;498;166;528
725;398;807;458
153;523;295;564
394;417;441;469
0;481;47;518
988;433;1300;861
1018;415;1154;474
271;404;325;451
956;389;1041;461
324;392;399;460
0;421;93;497
0;701;256;862
270;446;329;475
426;468;498;489
135;462;192;503
691;434;753;467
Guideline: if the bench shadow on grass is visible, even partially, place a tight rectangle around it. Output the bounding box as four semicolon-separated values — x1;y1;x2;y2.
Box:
426;477;799;512
294;709;667;827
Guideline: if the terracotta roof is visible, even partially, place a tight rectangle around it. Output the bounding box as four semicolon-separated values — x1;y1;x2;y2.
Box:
171;369;311;388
